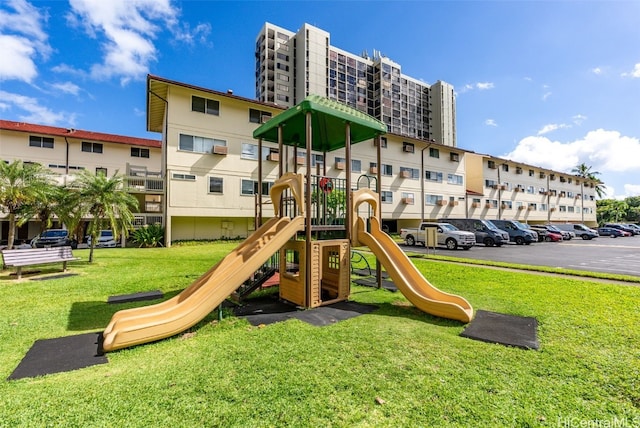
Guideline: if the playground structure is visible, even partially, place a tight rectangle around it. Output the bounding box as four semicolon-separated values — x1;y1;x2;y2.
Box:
101;95;473;352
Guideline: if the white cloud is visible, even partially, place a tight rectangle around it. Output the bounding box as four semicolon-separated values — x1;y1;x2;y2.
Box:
542;91;552;101
621;63;640;78
624;184;640;197
0;0;51;82
537;123;570;135
591;67;602;75
457;82;494;94
476;82;494;90
485;119;497;127
51;81;81;95
572;114;587;126
66;0;210;85
504;129;640;199
0;90;76;126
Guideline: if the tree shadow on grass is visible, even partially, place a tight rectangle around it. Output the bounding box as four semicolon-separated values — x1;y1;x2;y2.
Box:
67;288;183;331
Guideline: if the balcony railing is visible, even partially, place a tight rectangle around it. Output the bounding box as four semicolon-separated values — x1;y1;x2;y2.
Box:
132;213;164;228
126;176;164;193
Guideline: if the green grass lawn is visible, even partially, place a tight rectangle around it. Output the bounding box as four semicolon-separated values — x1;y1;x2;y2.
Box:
1;244;639;427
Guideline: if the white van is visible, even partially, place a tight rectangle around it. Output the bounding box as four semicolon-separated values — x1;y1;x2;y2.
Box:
554;224;598;240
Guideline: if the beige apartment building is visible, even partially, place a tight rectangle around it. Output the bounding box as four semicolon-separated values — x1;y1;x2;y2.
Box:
0;76;597;246
146;75;596;246
0;120;163;243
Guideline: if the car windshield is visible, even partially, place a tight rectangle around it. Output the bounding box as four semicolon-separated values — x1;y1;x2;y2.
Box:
547;225;561;232
482;220;500;231
513;221;528;230
100;230;114;238
440;223;458;231
42;230;67;238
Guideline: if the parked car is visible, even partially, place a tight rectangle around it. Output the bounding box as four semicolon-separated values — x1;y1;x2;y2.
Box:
554;224;598;240
545;225;572;240
597;227;625;238
32;229;77;249
87;230;118;248
624;224;640;235
604;223;639;236
439;218;510;247
530;225;564;242
488;220;537;245
400;222;475;250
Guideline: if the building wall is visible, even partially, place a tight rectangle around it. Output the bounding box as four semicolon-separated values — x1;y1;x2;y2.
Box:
0;123;162;242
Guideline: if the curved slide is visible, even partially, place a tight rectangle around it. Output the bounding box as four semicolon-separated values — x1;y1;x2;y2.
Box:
102;216;305;351
356;216;473;323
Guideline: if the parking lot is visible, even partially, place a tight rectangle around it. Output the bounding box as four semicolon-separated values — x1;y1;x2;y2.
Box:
401;236;640;277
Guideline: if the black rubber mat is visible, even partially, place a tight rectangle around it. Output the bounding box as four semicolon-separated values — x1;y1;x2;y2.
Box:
8;332;107;380
107;290;164;304
234;297;378;327
460;310;539;350
352;276;398;292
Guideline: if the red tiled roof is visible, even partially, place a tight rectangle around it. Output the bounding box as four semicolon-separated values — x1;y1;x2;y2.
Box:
0;120;161;148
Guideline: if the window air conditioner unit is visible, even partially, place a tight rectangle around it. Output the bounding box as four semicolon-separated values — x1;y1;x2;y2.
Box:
212;145;228;155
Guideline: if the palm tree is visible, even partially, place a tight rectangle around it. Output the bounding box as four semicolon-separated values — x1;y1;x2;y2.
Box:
0;161;54;250
69;170;139;262
572;163;606;224
571;163;605;198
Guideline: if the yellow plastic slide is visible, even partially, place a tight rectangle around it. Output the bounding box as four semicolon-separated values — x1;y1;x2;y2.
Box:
356;216;473;323
102;216;305;351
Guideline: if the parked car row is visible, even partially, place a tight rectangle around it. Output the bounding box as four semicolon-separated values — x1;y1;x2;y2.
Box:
1;229;119;250
598;223;640;238
399;218;623;250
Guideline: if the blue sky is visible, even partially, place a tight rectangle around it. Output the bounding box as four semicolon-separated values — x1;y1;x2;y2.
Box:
1;0;639;199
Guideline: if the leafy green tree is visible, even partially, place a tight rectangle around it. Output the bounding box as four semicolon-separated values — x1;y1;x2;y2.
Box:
596;199;629;224
69;170;139;262
0;160;54;249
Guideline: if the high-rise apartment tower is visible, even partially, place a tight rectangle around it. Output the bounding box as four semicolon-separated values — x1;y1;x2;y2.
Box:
255;22;457;147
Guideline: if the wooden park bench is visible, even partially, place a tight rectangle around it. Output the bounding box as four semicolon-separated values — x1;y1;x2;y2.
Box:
1;246;80;279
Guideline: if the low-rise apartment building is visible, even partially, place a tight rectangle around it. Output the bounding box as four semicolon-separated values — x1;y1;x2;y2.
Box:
146;75;597;245
0;77;597;245
0;120;163;242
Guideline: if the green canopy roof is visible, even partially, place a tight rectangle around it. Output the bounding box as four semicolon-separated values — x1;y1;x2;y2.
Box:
252;95;387;152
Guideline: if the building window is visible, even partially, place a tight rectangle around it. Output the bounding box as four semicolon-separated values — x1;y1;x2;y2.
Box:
429;147;439;158
381;191;393;204
241;179;273;196
351;159;361;172
29;135;54;148
209;177;223;194
486;199;498;208
526;185;535;194
502;164;509;172
374;137;388;148
192;96;219;116
96;167;107;176
172;173;196;181
402;142;415;153
529;169;534;177
276;94;289;102
401;192;414;203
82;142;103;153
179;134;226;154
249;109;272;124
484;179;497;188
425;194;443;205
528;203;537;210
559;205;567;212
400;167;419;179
502;200;513;209
381;164;393;176
131;147;150;158
426;171;444;183
447;174;463;185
